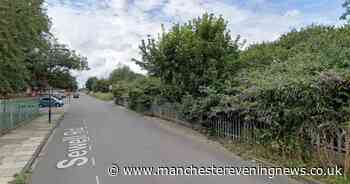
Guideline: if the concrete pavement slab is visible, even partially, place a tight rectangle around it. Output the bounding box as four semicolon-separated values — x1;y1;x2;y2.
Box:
0;105;69;184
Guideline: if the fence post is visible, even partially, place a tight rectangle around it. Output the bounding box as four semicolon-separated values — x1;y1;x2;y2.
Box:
0;100;3;133
9;99;13;129
345;128;350;174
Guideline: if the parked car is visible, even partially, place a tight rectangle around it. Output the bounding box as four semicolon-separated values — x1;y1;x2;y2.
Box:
39;96;64;108
53;93;63;100
73;92;80;98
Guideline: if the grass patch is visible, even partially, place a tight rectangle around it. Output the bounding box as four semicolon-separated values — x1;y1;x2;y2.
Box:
326;175;350;184
10;171;32;184
90;92;114;101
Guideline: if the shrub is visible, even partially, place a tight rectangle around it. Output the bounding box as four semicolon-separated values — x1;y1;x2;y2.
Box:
127;77;161;112
227;25;350;159
112;81;130;99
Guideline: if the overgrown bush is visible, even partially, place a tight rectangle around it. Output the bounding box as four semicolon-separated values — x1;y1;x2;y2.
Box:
179;87;223;122
242;74;349;158
152;25;350;163
83;12;350;183
127;77;161;112
228;25;350;160
112;81;130;99
130;25;350;158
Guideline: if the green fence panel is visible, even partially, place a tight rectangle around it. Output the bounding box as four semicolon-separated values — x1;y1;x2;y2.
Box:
0;97;39;131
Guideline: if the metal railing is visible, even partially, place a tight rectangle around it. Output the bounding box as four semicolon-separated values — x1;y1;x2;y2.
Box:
117;97;350;170
0;97;39;132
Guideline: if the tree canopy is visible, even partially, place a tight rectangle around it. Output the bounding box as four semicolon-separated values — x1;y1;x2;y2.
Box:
109;65;142;84
0;0;49;94
341;0;350;21
134;13;240;99
85;77;110;93
86;77;98;92
123;13;350;166
0;0;88;96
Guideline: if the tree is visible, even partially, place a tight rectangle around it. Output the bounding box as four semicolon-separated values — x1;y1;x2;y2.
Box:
0;0;50;95
341;0;350;21
85;78;110;93
109;65;142;84
26;38;88;90
93;79;110;93
49;72;78;91
134;13;240;99
45;40;88;89
86;77;98;91
0;0;88;96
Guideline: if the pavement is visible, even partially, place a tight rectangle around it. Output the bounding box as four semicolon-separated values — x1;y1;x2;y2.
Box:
0;111;64;184
31;93;301;184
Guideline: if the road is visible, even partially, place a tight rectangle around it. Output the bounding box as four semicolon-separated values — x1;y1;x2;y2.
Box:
31;94;300;184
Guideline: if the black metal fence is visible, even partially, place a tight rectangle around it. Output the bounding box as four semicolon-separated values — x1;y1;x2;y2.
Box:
0;97;39;133
116;97;350;170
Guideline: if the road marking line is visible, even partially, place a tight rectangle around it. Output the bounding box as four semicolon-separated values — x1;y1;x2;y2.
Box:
95;176;100;184
92;157;96;166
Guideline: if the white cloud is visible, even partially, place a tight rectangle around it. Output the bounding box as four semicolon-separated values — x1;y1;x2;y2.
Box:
285;9;301;17
46;0;341;86
47;0;163;85
134;0;166;11
161;0;305;43
109;0;128;11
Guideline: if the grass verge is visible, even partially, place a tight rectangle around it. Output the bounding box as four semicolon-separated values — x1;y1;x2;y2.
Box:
89;92;113;101
10;171;32;184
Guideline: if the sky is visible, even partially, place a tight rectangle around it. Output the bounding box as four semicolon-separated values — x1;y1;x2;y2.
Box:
45;0;346;86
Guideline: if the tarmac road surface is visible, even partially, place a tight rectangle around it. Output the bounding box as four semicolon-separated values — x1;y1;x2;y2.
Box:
31;93;300;184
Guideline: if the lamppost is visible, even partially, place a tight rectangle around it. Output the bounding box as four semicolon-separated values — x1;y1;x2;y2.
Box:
34;47;52;124
48;84;52;124
48;55;53;124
